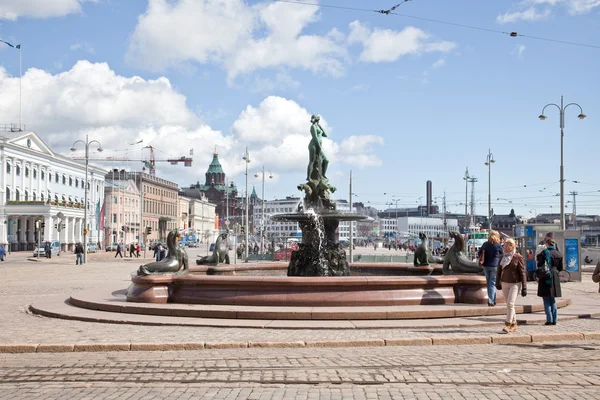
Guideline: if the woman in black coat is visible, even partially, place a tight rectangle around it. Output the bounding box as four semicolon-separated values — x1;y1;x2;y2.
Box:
536;238;563;325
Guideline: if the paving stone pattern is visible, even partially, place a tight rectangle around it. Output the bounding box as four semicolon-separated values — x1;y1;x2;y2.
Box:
1;343;600;399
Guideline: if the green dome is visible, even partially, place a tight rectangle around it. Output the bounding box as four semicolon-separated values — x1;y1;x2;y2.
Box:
206;152;224;174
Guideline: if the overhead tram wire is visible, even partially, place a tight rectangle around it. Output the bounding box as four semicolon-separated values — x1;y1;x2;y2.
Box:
272;0;600;50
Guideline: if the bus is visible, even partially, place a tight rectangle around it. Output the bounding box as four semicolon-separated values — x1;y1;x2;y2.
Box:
467;231;489;258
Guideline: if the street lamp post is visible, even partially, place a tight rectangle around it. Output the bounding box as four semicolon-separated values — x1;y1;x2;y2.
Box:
71;135;103;264
254;166;273;255
242;148;250;262
485;149;495;230
463;168;470;231
539;96;586;230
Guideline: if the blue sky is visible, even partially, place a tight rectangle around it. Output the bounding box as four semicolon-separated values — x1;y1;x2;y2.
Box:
0;0;599;219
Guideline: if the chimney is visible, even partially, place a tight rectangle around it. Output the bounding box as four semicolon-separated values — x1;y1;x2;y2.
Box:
426;180;432;216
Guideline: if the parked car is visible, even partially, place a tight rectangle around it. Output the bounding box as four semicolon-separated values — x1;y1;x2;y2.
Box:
273;248;293;261
33;241;60;257
105;242;119;252
186;241;199;248
87;243;98;253
0;244;5;261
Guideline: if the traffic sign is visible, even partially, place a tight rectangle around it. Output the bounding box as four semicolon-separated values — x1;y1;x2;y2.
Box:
83;229;88;235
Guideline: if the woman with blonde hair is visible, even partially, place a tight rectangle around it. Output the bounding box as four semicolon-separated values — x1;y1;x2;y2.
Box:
496;238;527;333
478;230;503;306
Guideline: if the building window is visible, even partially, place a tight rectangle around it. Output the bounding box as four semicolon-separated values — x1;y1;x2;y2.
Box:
5;187;9;202
41;193;44;202
33;192;36;201
55;173;59;183
41;170;45;180
69;177;73;186
62;175;66;185
33;169;37;179
55;195;58;202
15;189;20;201
25;167;29;177
24;190;28;201
16;165;20;176
6;163;10;174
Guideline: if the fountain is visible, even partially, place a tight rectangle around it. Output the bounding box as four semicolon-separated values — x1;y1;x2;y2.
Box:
271;115;366;276
31;114;579;327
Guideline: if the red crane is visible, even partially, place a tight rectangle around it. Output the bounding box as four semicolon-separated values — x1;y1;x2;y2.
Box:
72;145;193;176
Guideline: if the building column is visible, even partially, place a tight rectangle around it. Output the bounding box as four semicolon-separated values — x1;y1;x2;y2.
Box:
74;218;82;243
27;217;36;244
43;215;53;242
19;217;27;247
66;217;74;245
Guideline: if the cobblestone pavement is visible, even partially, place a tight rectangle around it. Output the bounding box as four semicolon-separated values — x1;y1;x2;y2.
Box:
1;253;600;345
1;342;600;399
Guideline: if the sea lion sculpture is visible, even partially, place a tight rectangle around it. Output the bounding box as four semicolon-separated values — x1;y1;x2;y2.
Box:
413;232;444;266
196;231;230;266
442;231;483;275
137;230;189;276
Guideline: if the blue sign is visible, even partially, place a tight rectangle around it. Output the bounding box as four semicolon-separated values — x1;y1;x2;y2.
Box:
564;238;579;273
526;259;536;272
525;226;534;237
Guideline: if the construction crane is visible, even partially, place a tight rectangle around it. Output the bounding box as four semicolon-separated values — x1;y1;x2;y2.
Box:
72;145;193;176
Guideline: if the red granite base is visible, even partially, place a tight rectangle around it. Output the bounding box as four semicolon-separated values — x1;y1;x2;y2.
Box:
127;274;502;306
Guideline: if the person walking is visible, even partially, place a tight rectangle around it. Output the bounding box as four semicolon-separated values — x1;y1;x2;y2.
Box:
44;241;51;259
155;243;164;262
593;260;600;292
478;230;503;306
496;238;527;333
129;243;136;258
536;238;563;325
136;243;141;258
115;242;123;258
74;242;84;265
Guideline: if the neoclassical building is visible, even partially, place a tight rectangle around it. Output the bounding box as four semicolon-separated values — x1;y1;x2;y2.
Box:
0;130;105;251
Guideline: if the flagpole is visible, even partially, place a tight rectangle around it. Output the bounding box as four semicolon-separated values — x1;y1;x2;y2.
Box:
19;45;22;131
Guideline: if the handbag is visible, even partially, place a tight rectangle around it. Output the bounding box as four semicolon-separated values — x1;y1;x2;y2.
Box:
536;249;553;283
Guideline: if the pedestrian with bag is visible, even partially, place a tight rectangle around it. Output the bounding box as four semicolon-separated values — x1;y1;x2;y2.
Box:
478;230;503;306
496;238;527;333
74;242;84;265
536;238;563;325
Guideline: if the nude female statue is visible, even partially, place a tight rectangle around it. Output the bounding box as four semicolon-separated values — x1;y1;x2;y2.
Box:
307;114;329;181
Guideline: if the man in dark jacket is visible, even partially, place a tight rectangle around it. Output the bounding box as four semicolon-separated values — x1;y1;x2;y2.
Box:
536;238;563;325
74;242;84;265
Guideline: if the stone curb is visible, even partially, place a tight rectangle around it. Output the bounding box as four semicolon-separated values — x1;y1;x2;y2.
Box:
1;331;599;353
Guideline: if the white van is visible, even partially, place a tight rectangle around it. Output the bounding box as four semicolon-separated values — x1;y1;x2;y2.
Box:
33;241;60;257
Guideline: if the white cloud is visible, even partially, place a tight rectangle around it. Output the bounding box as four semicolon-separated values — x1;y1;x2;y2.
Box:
251;71;301;94
497;0;600;23
70;42;95;54
0;0;94;20
348;21;456;63
497;6;551;23
127;0;346;83
0;63;382;185
432;59;446;69
231;96;383;171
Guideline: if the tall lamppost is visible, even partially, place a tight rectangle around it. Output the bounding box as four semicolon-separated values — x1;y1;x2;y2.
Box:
463;167;470;231
539;96;586;230
71;135;103;263
485;149;495;230
242;147;250;262
254;166;272;255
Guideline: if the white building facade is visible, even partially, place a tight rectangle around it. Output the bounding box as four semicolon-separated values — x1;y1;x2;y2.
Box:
334;200;357;242
381;216;459;240
0;130;105;251
260;197;301;240
189;196;217;239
